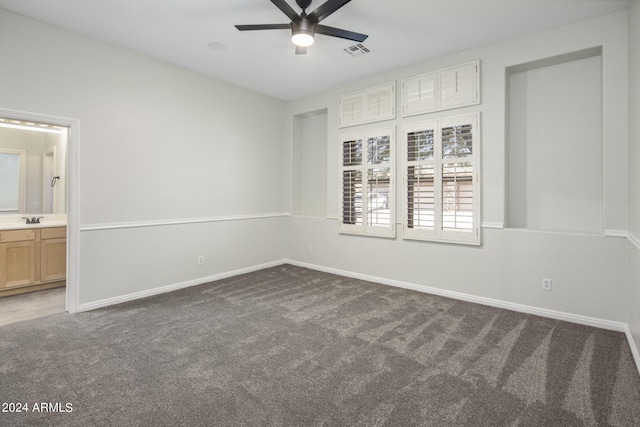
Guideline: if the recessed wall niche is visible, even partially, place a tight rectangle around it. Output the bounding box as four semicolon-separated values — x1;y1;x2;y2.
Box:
292;108;328;217
506;47;603;233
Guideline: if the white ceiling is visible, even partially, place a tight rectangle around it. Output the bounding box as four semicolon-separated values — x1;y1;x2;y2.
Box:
0;0;629;100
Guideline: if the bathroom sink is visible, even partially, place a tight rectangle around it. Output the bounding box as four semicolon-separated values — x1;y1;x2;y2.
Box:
0;214;67;230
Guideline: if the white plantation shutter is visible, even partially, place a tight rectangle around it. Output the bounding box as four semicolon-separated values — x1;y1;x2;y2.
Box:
339;83;395;127
339;127;395;237
440;62;478;109
403;74;436;116
402;61;479;117
405;122;437;241
341;136;363;228
403;114;480;245
339;93;365;127
366;84;394;122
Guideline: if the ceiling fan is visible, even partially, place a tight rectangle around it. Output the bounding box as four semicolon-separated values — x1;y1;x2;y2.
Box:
235;0;368;54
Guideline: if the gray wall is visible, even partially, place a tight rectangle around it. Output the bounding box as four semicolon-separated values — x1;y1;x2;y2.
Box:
507;54;603;233
0;4;637;356
627;0;640;363
285;11;629;323
0;8;288;305
291;111;328;217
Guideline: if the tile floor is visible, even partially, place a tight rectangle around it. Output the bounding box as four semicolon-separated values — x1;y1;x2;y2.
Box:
0;287;66;326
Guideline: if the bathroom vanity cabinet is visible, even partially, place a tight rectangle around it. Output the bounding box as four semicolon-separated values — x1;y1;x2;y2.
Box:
0;226;66;296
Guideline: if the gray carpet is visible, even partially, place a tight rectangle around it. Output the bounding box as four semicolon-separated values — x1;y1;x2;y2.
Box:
1;264;640;426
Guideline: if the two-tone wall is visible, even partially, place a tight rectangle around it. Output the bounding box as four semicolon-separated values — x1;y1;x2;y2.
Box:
285;11;631;330
0;6;637;367
627;0;640;363
0;8;288;309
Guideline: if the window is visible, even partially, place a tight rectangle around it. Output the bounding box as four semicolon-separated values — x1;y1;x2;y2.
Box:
339;82;395;128
403;113;480;245
339;127;395;237
402;61;479;117
0;149;26;214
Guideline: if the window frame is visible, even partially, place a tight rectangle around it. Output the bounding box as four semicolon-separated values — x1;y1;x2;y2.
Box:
0;148;27;214
402;60;480;117
338;126;396;238
402;113;481;245
339;82;396;128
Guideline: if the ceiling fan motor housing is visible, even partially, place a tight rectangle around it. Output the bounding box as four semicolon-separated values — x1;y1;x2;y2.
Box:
291;18;316;36
235;0;368;54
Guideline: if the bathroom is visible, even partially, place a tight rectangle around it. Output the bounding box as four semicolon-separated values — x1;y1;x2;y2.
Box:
0;117;67;317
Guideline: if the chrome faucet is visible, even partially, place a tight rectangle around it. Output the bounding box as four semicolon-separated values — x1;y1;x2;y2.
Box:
22;217;44;224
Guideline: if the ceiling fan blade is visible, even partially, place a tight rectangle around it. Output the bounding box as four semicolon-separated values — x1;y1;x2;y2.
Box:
235;24;291;31
315;24;368;42
271;0;301;21
307;0;352;23
295;45;308;55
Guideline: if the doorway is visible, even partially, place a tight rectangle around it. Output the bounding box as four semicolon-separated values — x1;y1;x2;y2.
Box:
0;108;79;314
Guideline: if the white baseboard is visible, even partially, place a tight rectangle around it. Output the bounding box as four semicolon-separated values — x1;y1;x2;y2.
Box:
624;326;640;376
283;259;628;333
605;229;628;238
76;257;639;376
76;260;284;313
80;257;629;332
630;232;640;251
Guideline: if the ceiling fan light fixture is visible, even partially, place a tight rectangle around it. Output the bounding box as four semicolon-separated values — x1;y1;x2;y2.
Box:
291;18;315;47
292;32;314;47
236;0;368;55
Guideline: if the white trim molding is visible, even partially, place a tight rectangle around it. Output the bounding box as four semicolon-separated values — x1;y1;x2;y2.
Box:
629;232;640;251
78;256;629;333
625;326;640;378
77;260;284;312
481;222;504;229
284;259;627;333
80;212;290;232
605;229;628;238
0;106;80;314
73;256;640;377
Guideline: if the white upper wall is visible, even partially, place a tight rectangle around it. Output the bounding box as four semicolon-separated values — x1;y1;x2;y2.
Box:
285;11;629;234
627;0;640;357
629;1;640;240
0;8;287;225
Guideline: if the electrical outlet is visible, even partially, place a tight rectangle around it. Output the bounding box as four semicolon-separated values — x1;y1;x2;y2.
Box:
197;256;204;266
307;245;313;253
542;278;552;291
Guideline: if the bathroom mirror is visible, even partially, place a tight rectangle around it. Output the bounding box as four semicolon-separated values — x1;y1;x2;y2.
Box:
0;119;68;215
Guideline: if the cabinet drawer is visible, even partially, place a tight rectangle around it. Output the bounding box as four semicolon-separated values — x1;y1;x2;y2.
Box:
41;227;66;240
1;229;36;243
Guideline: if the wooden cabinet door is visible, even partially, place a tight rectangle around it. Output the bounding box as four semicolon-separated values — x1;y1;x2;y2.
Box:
0;241;36;288
40;238;66;283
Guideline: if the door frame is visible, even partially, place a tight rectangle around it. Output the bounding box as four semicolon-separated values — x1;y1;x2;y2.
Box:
0;107;80;313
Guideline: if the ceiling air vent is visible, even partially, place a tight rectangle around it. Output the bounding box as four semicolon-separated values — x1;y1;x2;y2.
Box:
343;44;371;57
